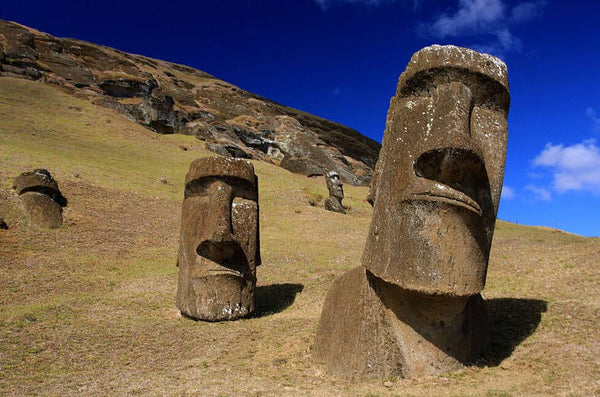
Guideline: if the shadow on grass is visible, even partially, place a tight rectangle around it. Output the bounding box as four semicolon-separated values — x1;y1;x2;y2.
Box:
253;283;304;318
484;297;548;366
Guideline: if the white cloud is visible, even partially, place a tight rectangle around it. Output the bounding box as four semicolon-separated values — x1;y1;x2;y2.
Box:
501;185;515;200
533;140;600;194
422;0;545;56
510;1;546;23
525;185;551;201
587;107;600;133
429;0;505;38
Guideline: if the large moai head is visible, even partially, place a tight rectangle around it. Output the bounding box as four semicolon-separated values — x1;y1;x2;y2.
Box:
363;45;509;296
176;157;260;321
13;169;67;229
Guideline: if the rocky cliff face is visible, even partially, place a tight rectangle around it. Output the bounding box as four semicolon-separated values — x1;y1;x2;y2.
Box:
0;20;380;185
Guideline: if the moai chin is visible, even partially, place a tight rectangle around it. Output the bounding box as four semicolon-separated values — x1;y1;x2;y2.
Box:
176;157;261;321
13;169;67;229
324;171;346;214
313;45;509;379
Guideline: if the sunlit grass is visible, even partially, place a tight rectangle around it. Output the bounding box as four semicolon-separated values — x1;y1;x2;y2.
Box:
1;77;599;396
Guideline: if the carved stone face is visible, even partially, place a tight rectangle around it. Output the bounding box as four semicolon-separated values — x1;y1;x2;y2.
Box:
326;171;344;199
176;157;260;321
13;169;67;229
362;46;510;296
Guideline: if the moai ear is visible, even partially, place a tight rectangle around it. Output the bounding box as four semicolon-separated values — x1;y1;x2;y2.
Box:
366;158;382;206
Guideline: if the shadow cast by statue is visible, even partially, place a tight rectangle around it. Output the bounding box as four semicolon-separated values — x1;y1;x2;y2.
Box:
483;297;548;366
253;283;304;318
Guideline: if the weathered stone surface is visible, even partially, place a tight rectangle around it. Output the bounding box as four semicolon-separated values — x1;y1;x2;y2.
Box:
324;171;345;214
314;45;510;379
313;268;488;379
99;78;157;98
176;157;260;321
205;142;254;159
0;20;380;186
13;169;67;229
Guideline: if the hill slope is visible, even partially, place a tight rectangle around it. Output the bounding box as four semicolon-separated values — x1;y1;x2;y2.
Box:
0;19;380;185
1;77;600;395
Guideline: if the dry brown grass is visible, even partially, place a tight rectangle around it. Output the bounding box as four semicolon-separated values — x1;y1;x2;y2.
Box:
1;77;599;396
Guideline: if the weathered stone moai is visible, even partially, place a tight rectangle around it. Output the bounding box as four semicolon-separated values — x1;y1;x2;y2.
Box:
324;171;346;214
176;157;261;321
12;169;67;229
313;45;510;379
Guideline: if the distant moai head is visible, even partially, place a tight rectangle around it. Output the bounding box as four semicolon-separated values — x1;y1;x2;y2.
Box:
324;171;346;214
363;45;510;296
176;157;260;321
326;171;344;199
13;169;67;229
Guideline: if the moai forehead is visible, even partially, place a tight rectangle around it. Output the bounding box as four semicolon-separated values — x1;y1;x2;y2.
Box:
398;44;509;93
326;171;341;186
185;157;257;185
327;171;340;179
184;157;258;204
363;45;509;296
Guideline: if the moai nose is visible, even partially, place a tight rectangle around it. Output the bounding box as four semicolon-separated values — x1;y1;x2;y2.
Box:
208;180;235;243
412;81;487;216
195;180;237;262
429;81;473;146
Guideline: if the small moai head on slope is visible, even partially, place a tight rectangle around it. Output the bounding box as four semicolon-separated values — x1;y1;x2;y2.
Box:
13;168;67;229
362;45;510;296
176;157;260;321
326;171;344;200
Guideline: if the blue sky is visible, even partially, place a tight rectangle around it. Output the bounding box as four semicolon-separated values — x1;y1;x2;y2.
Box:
2;1;599;236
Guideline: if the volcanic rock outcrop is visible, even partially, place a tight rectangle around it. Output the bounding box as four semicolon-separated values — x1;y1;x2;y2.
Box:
0;20;380;185
176;157;260;321
313;45;510;379
13;169;67;229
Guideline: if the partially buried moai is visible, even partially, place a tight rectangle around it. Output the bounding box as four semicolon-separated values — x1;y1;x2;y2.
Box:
313;45;510;379
176;157;260;321
13;169;67;229
324;171;345;214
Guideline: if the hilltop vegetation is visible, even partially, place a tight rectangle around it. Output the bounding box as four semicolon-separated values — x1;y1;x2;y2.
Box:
1;77;599;395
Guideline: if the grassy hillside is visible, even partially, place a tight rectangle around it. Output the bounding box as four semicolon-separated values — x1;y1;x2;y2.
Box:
1;77;599;396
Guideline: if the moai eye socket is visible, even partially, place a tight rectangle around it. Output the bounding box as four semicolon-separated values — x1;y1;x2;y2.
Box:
414;148;487;198
185;176;258;201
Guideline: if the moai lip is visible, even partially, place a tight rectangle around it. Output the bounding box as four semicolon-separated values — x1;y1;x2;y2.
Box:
314;45;510;380
176;157;261;321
